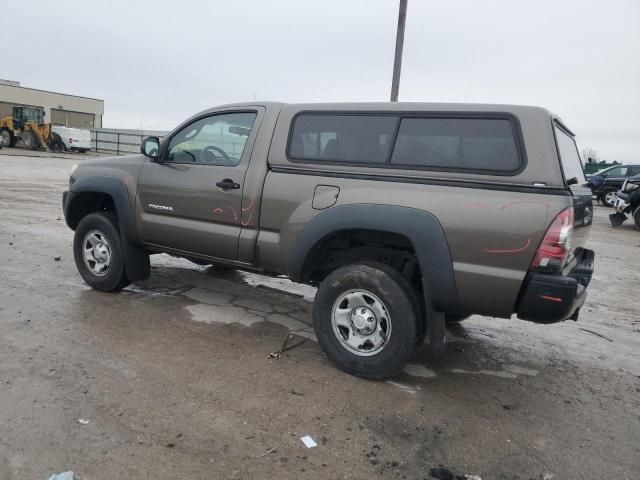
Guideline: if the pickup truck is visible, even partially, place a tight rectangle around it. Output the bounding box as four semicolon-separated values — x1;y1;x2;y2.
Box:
62;102;595;379
52;126;92;153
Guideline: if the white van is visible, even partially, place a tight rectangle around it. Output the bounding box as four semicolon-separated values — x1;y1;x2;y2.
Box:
52;126;92;152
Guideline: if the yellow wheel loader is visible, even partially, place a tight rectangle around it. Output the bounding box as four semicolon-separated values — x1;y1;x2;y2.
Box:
0;106;64;152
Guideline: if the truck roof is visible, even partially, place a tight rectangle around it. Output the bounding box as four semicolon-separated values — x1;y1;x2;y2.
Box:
206;101;554;117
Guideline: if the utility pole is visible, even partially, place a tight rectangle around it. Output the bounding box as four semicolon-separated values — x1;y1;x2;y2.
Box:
390;0;408;102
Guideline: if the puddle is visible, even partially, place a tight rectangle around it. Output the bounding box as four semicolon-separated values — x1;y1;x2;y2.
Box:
125;283;194;297
186;304;263;327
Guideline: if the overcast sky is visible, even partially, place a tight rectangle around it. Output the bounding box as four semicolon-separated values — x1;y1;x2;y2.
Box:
3;0;639;162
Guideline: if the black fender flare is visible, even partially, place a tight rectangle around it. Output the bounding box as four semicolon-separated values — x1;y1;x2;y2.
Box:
65;176;149;282
288;204;458;354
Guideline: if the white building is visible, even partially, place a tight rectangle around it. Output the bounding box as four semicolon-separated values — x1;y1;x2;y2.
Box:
0;79;104;128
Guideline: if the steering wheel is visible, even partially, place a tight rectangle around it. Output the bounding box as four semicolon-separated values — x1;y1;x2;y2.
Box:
201;145;231;164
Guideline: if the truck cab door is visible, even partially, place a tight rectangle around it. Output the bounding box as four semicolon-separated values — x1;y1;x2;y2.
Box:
135;108;263;260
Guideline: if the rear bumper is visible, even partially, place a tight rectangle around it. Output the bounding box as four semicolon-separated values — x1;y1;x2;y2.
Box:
516;248;594;323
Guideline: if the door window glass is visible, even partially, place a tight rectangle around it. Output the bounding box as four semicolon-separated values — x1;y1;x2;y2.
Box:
167;112;256;166
604;166;627;177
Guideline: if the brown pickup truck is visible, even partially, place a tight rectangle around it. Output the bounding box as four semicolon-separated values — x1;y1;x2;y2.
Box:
63;102;595;379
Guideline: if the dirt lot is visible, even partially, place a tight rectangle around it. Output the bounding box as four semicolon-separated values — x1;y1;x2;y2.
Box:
1;152;639;480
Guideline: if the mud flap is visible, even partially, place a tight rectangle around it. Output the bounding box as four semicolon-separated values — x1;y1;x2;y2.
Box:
609;212;627;227
120;231;150;282
422;279;447;355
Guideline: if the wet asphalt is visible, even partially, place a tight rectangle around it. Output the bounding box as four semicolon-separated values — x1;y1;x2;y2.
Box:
0;151;639;480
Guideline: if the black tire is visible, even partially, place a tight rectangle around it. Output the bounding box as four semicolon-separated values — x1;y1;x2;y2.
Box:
601;189;618;208
633;206;640;230
49;133;64;153
22;130;39;150
313;262;421;379
0;130;12;148
73;212;130;291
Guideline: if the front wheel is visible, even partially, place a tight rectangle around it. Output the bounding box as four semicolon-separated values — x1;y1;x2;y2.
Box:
602;190;618;208
313;262;420;379
0;130;12;147
73;212;130;291
633;206;640;230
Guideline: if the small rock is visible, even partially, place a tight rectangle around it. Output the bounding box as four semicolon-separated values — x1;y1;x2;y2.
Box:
54;256;62;261
369;458;379;465
8;242;13;246
165;442;176;448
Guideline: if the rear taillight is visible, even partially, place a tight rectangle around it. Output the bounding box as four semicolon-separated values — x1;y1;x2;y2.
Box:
530;207;574;272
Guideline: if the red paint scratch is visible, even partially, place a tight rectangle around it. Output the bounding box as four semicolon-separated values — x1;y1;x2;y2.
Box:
242;196;255;213
241;210;253;226
501;200;551;210
540;294;563;303
484;238;531;254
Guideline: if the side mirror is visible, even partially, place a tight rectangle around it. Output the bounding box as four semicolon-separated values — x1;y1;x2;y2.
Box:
141;136;160;160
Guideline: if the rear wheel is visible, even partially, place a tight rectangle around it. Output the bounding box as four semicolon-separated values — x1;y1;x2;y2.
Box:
73;212;130;291
22;130;39;150
633;206;640;230
313;262;420;379
602;190;618;208
49;133;64;152
0;130;13;147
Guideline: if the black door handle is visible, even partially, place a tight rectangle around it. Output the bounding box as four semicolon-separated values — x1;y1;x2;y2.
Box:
216;179;240;190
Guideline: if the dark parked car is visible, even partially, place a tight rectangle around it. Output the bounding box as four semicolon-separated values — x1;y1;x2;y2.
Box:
587;164;640;207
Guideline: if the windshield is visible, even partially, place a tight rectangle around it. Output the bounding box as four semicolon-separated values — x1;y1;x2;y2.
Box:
554;124;586;184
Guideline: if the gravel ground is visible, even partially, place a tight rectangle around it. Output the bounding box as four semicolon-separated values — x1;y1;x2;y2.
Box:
0;152;639;480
